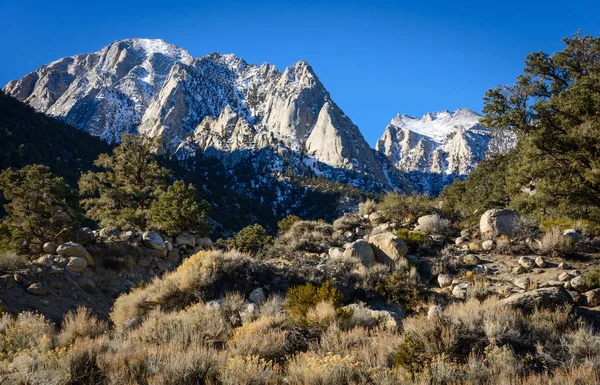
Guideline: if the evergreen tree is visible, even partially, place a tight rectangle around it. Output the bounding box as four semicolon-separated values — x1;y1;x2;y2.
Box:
277;214;301;234
0;165;79;248
232;224;272;255
150;180;211;236
482;33;600;220
79;134;171;230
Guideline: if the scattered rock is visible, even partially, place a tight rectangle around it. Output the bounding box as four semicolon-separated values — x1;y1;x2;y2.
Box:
368;211;383;223
570;276;587;292
480;209;520;239
502;287;572;310
558;262;569;270
455;237;468;245
74;227;94;246
584;289;600;307
558;272;572;282
371;223;392;236
137;256;152;268
547;280;565;287
462;254;481;265
196;237;214;248
175;231;196;248
328;247;343;259
518;256;535;269
142;231;166;250
66;257;87;273
27;283;47;296
535;256;547;268
43;242;58;254
156;260;170;272
427;305;442;320
482;240;494;251
57;242;94;267
249;288;266;305
53;256;68;267
514;277;530;290
166;250;180;263
35;256;54;267
438;274;453;288
78;277;96;293
343;240;375;266
453;283;469;299
143;247;167;260
368;232;408;266
99;226;122;238
563;229;580;243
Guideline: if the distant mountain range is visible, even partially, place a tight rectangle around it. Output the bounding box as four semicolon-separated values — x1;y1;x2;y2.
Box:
3;38;516;194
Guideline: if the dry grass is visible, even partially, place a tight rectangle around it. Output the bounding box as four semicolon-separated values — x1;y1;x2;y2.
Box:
539;227;578;257
58;307;108;347
0;250;28;271
269;220;341;259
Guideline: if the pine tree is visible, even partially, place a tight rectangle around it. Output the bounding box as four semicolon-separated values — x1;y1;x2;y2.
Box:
0;164;79;248
150;180;211;236
79;134;171;230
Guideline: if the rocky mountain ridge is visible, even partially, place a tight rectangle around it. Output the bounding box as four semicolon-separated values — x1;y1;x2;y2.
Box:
4;38;515;194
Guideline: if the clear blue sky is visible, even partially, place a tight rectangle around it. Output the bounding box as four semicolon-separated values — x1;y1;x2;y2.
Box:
1;0;599;145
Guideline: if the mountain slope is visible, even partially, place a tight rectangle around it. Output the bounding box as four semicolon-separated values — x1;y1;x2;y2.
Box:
376;109;516;193
4;38;389;189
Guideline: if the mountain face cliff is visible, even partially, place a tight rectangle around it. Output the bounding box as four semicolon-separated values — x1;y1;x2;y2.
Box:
375;109;516;194
4;38;515;196
3;38;390;191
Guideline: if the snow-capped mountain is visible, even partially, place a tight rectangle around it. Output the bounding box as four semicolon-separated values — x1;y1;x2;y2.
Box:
376;109;516;192
3;38;390;189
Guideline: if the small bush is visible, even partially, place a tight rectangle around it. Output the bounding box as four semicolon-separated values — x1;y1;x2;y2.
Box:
0;250;28;271
539;227;577;257
58;307;108;347
357;199;377;217
374;269;425;312
232;224;272;255
377;193;439;223
270;220;341;259
285;281;342;322
581;269;600;290
277;215;301;234
396;229;428;253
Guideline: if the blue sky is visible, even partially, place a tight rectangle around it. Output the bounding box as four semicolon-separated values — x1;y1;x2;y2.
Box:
1;0;599;145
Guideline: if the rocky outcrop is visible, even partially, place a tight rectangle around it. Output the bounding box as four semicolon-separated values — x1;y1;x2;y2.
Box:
502;287;572;310
343;240;375;266
480;209;520;239
368;232;408;266
57;242;94;267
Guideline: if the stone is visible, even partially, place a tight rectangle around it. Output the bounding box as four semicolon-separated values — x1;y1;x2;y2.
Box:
535;256;547;268
482;240;494;251
57;242;94;267
570;269;581;276
438;273;453;288
460;229;471;238
77;277;96;293
355;227;366;237
453;283;469;299
463;254;481;265
480;209;520;239
166;250;180;263
514;277;530;290
502;287;572;310
368;211;383;223
121;255;134;269
563;229;580;243
512;265;525;275
35;256;54;267
343;240;375;266
53;256;68;267
175;231;196;248
27;283;47;296
415;214;448;235
455;237;468;245
99;226;122;238
570;276;587;292
558;262;569;270
547;280;565;287
427;305;442;320
137;256;152;268
584;289;600;307
240;302;259;320
518;256;535;269
196;237;214;248
368;232;408;266
142;231;166;250
43;242;58;254
558;272;572;282
66;257;87;272
249;288;266;305
328;247;344;259
142;247;167;260
371;223;391;236
429;234;447;246
165;241;173;252
156;260;170;272
74;227;94;245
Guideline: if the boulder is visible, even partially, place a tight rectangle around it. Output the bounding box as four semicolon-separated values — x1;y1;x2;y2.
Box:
73;227;94;245
43;242;58;254
27;283;47;296
570;276;587;292
78;277;96;293
166;250;180;263
196;237;214;248
143;247;167;260
371;223;392;236
66;257;87;272
142;231;165;250
512;265;525;275
249;288;266;305
175;231;196;248
453;283;469;299
563;229;580;243
518;256;535;269
427;305;442;320
57;242;94;267
482;240;494;251
53;256;68;267
455;237;468;245
368;232;408;266
438;273;453;288
558;272;572;282
535;256;547;268
480;209;520;239
462;254;481;265
328;247;344;259
343;240;375;266
584;289;600;307
368;211;383;223
558;262;569;270
502;287;572;310
514;277;530;290
35;256;54;267
99;226;122;238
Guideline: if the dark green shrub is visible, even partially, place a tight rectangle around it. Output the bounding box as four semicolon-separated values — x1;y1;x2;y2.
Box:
232;224;272;255
277;215;301;234
582;269;600;290
396;228;429;253
285;281;342;321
